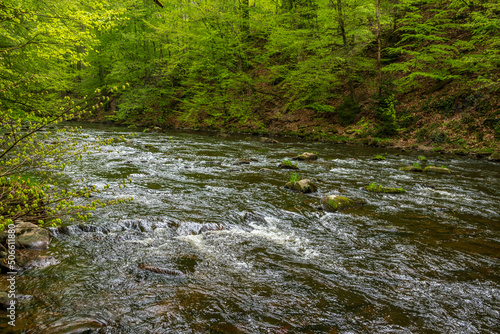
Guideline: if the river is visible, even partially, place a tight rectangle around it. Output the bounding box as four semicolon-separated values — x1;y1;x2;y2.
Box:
6;123;500;333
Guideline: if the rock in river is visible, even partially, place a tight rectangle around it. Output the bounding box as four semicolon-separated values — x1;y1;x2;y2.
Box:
292;152;318;161
279;161;299;169
423;166;451;174
365;183;405;194
400;166;423;172
261;137;279;144
233;159;251;165
285;179;318;193
321;195;365;212
11;221;51;249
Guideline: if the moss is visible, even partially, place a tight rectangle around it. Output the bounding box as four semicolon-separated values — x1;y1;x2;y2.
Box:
365;183;405;194
423;166;451;174
372;154;386;160
418;155;427;161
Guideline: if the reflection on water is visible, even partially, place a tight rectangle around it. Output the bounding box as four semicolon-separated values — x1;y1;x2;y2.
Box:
4;123;500;333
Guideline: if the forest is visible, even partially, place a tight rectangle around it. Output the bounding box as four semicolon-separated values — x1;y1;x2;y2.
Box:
1;0;499;151
1;1;500;332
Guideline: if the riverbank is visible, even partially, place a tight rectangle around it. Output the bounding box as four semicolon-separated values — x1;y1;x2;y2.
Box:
84;78;499;159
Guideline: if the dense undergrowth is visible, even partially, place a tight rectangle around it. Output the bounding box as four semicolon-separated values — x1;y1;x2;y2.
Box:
72;0;499;154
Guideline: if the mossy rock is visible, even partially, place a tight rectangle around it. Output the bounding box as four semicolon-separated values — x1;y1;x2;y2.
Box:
400;166;423;172
423;166;451;174
279;163;299;170
321;195;364;212
365;183;405;194
488;151;500;162
371;155;386;161
418;155;427;161
285;179;317;193
17;228;51;249
292;152;318;161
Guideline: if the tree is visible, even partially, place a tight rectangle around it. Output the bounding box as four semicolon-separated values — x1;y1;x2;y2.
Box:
383;0;500;92
0;0;130;229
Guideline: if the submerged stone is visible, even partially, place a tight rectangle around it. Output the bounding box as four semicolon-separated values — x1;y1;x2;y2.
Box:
321;195;364;212
285;179;317;193
261;137;279;144
233;159;251;165
138;263;185;276
423;166;451;174
365;183;405;194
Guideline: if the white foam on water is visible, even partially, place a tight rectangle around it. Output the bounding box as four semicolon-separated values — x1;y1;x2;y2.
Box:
329;167;355;175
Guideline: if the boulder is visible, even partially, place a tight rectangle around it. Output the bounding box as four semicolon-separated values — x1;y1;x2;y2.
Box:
9;220;51;249
285;179;317;193
423;166;451;174
321;195;364;212
292;152;318;161
15;221;39;234
17;228;50;249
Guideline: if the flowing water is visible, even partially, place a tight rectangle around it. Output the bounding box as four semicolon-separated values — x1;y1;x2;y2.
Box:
4;123;500;333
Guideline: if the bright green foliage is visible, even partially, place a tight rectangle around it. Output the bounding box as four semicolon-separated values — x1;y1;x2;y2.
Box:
376;94;397;136
281;159;297;168
384;0;500;91
365;182;405;193
372;154;386;160
289;172;301;183
0;0;130;229
70;0;500;131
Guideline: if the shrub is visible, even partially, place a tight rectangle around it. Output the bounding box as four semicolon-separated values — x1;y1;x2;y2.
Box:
289;172;301;183
376;94;397;137
337;95;360;126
